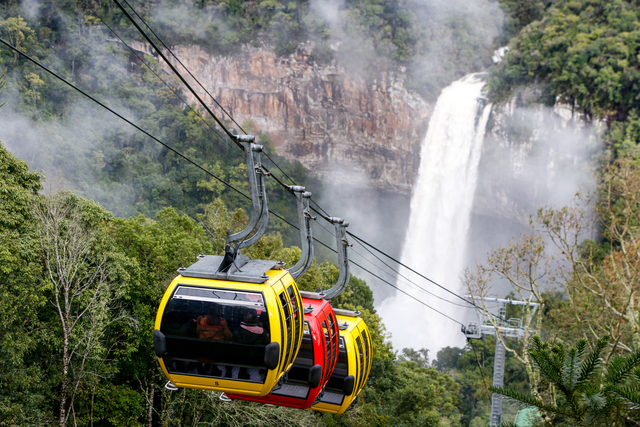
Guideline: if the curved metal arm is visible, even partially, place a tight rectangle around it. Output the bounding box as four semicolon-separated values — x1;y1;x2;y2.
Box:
235;164;269;250
226;138;269;248
288;187;315;279
299;218;350;301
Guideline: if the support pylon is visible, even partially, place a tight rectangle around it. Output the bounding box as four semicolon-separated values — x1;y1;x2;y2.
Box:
490;335;505;426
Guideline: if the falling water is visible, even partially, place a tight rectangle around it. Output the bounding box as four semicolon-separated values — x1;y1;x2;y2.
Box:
379;73;492;355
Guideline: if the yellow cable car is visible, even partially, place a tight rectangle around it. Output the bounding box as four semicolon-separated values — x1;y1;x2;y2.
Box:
312;310;373;414
153;256;303;396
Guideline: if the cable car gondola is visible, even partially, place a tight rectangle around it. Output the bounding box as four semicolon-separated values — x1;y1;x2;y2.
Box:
311;310;373;415
153;138;309;396
154;265;303;396
226;296;340;408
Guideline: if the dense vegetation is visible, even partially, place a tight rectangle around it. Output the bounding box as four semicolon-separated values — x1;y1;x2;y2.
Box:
2;0;640;425
0;140;469;426
0;1;504;425
488;0;640;153
0;0;320;249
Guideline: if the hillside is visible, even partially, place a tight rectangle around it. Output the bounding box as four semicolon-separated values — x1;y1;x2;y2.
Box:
1;0;640;426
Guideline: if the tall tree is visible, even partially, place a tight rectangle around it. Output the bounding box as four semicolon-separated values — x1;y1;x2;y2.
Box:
0;16;33;66
34;192;132;426
463;234;547;402
536;153;640;351
0;56;6;109
0;141;47;424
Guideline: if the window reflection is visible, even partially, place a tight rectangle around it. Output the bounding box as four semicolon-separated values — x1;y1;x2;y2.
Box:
160;286;271;383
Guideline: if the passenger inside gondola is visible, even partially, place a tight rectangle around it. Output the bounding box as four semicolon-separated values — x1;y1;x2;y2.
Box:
160;286;272;383
235;309;269;344
196;314;232;341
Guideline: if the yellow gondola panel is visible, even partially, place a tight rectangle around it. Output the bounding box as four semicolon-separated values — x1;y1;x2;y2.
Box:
312;312;373;414
154;256;303;397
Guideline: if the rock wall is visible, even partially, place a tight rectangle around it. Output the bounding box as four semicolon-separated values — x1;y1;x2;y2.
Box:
135;42;431;193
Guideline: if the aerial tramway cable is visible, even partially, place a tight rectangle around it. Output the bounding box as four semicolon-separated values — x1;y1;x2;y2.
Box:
112;0;243;148
96;12;239;153
0;35;470;328
120;0;248;136
116;0;332;201
2;23;496;387
101;6;498;386
103;1;493;317
0;38;246;195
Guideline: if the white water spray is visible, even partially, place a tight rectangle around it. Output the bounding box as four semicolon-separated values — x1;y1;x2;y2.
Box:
379;74;491;355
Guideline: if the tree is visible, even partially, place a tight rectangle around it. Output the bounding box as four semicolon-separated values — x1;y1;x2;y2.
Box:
24;72;44;110
491;335;640;426
0;141;47;424
0;16;33;66
34;192;133;426
463;234;548;402
536;153;640;352
398;348;430;368
0;56;6;109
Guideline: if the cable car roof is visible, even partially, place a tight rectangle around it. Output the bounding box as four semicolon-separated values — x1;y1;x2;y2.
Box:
177;254;285;284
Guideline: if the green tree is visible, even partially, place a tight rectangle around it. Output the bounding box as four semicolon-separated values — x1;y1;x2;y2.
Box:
398;347;430;368
24;72;44;109
0;57;6;109
0;16;33;66
0;141;47;425
34;192;134;427
489;0;640;124
492;336;640;426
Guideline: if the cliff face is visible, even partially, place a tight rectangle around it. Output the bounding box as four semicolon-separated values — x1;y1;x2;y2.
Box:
147;43;431;192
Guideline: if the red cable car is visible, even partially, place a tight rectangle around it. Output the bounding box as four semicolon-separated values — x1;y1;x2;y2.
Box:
226;296;339;408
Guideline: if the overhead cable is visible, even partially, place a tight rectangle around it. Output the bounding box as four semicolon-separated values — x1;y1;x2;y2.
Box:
118;0;335;213
0;37;248;197
0;37;475;330
346;230;474;306
350;238;474;308
120;0;247;136
0;37;329;266
112;0;483;315
112;0;242;148
349;260;464;326
312;214;471;309
96;12;238;153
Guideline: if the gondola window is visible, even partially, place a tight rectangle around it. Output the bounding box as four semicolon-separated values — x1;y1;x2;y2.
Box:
159;286;271;383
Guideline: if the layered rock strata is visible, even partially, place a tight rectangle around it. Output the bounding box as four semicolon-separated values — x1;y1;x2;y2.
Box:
134;42;431;192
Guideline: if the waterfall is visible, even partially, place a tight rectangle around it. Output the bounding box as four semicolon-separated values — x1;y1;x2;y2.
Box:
379;74;492;355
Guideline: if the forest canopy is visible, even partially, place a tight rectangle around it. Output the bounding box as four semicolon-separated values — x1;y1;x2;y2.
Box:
2;0;640;426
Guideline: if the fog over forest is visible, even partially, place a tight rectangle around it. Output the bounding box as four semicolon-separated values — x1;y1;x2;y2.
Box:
1;0;639;426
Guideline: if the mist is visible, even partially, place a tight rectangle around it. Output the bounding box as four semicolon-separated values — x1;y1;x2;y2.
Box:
314;165;411;304
1;0;602;359
467;102;603;273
